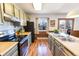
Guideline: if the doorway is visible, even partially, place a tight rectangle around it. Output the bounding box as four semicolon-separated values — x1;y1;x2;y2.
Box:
37;17;48;38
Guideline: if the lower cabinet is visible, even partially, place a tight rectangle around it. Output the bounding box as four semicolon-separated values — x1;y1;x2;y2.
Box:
48;35;55;55
3;45;18;56
54;41;66;56
48;34;74;56
28;32;31;47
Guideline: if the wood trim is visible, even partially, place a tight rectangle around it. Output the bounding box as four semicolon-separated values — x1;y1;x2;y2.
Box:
58;18;74;20
71;30;79;37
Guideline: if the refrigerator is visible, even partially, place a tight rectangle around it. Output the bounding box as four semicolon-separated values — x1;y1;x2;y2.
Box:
23;21;36;42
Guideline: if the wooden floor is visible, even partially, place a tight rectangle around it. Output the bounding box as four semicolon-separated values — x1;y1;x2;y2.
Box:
36;32;48;37
27;38;52;56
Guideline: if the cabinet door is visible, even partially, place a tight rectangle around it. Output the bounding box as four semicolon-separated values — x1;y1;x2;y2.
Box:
54;44;60;56
48;35;52;50
60;46;74;56
54;40;74;56
4;45;18;56
28;33;31;47
0;3;3;24
24;13;27;20
20;10;24;20
3;3;14;16
51;39;55;55
54;40;65;56
54;43;66;56
48;35;54;55
23;13;27;26
14;5;20;19
20;10;24;26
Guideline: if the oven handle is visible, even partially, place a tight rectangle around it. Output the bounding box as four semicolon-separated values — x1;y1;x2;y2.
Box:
20;36;28;45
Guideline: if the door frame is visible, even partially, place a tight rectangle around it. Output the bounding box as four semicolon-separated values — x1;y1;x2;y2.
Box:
58;18;74;30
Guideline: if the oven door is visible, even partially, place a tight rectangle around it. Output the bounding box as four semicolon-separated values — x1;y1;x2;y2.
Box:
19;36;28;56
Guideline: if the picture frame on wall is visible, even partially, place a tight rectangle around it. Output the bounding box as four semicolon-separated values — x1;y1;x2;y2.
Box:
50;20;55;27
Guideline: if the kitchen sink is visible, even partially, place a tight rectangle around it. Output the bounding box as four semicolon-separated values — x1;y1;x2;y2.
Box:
53;33;75;42
59;36;75;42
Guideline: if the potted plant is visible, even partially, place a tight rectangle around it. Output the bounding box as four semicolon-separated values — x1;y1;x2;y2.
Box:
53;29;59;33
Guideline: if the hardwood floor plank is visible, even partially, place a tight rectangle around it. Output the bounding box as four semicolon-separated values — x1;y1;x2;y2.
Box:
27;38;52;56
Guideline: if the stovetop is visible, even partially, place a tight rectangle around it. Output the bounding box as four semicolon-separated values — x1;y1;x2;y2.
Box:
0;34;17;41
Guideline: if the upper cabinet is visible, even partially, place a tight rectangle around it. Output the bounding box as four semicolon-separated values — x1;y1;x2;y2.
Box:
14;5;20;19
0;4;4;24
23;13;27;26
23;13;27;20
20;10;24;20
0;3;28;25
3;3;14;16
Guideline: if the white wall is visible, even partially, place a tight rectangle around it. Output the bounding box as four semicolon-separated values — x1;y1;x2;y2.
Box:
30;14;66;34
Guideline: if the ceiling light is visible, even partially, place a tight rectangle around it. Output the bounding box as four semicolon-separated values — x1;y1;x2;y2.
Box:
33;2;42;10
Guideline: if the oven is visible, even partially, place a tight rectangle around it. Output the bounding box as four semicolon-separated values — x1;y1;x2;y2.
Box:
18;35;28;56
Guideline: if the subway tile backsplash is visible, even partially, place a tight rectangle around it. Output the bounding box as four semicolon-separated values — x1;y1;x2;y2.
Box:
0;20;21;35
0;21;15;35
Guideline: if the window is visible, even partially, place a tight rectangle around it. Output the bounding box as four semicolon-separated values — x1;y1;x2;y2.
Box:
58;18;74;34
38;17;48;31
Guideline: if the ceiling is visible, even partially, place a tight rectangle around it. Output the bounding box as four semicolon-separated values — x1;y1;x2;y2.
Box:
16;3;79;15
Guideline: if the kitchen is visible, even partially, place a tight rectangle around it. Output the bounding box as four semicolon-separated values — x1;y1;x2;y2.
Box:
0;3;79;56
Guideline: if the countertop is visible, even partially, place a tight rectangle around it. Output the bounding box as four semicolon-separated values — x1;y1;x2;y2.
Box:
48;32;79;56
0;42;18;56
16;32;31;36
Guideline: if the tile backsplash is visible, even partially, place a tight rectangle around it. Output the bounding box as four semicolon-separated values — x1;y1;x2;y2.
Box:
0;21;15;35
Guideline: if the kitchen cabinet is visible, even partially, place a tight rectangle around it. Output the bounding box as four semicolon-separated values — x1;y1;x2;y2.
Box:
20;10;24;20
14;5;20;19
54;40;66;56
23;13;27;26
54;40;73;56
48;35;55;55
3;45;18;56
48;33;74;56
24;13;28;20
28;32;31;47
20;10;24;26
3;3;14;16
0;42;18;56
0;3;4;24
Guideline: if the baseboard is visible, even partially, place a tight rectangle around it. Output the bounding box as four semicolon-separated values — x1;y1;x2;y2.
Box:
37;37;48;39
